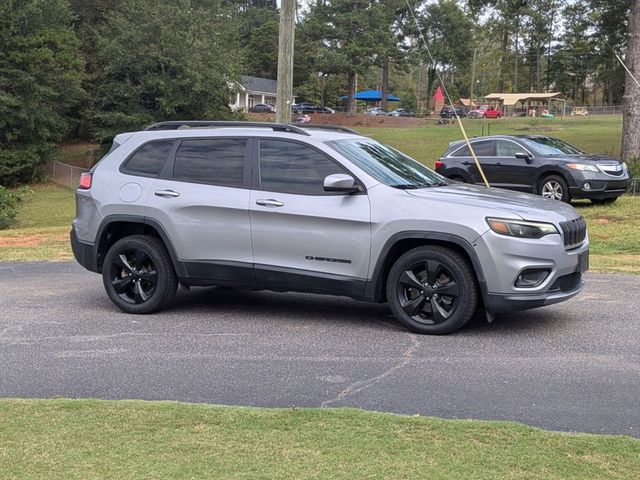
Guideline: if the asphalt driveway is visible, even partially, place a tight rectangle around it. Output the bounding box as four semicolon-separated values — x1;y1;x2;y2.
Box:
1;261;638;437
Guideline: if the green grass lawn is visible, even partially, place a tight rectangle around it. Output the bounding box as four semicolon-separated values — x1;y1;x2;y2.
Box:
1;399;638;479
0;184;75;261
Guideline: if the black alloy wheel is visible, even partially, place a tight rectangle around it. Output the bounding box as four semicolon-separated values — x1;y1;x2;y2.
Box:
102;235;177;314
387;246;478;334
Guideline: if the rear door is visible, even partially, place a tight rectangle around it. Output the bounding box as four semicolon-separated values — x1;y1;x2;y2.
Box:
145;137;254;282
249;138;371;295
448;140;497;184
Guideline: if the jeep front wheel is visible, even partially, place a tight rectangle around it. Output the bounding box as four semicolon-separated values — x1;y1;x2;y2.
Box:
386;246;478;334
102;235;177;314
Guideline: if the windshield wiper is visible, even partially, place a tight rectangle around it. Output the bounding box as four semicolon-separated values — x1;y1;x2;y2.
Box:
390;184;420;189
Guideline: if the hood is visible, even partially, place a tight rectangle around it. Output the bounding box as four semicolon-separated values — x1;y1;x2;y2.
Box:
552;154;621;165
405;183;579;221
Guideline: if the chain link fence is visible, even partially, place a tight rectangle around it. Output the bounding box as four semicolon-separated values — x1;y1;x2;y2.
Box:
43;161;89;189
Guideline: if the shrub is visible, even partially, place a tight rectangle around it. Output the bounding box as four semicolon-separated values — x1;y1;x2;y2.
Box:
0;145;56;188
0;186;31;230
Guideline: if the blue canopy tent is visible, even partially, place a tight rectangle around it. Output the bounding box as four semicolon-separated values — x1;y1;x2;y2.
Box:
339;90;401;102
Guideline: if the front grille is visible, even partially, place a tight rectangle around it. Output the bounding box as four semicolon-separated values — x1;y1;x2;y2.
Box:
598;164;624;176
560;216;587;249
549;272;582;292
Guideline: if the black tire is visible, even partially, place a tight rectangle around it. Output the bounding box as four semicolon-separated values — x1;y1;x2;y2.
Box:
386;246;478;334
590;197;617;205
102;234;177;314
539;174;570;202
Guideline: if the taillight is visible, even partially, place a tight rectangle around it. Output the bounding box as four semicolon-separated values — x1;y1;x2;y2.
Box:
435;160;444;169
79;172;92;189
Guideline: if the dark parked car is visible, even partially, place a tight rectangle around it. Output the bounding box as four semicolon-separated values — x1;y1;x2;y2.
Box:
249;103;276;113
435;135;631;204
292;104;334;114
439;106;466;118
389;108;415;117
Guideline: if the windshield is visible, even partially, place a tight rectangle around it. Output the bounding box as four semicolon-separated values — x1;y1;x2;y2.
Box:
522;137;583;155
328;139;448;189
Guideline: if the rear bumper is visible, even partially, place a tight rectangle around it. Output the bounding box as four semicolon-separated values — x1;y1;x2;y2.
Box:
70;227;98;273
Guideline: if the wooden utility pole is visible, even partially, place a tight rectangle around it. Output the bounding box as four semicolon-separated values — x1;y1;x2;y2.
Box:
623;0;640;161
470;48;477;101
276;0;295;123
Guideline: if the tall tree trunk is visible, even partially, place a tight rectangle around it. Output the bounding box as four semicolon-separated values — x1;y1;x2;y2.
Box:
623;0;640;161
498;27;509;92
607;55;616;105
381;59;389;111
347;71;357;114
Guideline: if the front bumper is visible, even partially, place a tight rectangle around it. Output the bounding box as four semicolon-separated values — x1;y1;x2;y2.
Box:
568;171;631;199
475;228;589;313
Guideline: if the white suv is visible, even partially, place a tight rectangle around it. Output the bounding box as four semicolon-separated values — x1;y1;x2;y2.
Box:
71;121;589;334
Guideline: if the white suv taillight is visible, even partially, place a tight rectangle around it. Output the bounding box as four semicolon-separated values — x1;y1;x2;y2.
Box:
79;172;92;189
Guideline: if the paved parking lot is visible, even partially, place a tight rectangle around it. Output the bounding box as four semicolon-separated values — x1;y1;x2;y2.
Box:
1;262;639;437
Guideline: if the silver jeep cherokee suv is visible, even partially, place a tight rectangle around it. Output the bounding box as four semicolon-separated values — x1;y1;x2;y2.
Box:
71;121;589;334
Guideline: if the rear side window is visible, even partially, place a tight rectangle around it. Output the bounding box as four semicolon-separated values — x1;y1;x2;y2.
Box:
122;140;173;176
259;139;346;195
173;138;247;187
451;140;494;157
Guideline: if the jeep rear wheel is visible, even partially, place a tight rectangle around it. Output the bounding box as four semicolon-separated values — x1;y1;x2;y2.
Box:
386;246;478;334
102;235;177;314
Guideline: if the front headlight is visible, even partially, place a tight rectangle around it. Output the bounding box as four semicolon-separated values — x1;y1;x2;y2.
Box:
486;218;559;238
622;161;628;171
567;163;599;172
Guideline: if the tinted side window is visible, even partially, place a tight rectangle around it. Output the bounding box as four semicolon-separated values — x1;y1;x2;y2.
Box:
259;140;346;194
123;140;173;176
495;140;522;157
173;138;247;187
451;140;494;157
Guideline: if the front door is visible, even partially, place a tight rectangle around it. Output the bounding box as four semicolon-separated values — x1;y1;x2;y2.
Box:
249;138;371;296
492;139;537;192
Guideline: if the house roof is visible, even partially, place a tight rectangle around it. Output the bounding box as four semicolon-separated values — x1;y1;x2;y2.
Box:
483;92;563;106
239;75;277;94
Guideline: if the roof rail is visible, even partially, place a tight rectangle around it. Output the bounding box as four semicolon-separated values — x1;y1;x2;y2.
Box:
144;121;311;136
299;124;360;135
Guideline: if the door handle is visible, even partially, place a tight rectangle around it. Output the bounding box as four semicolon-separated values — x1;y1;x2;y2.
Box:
154;190;180;198
256;199;284;207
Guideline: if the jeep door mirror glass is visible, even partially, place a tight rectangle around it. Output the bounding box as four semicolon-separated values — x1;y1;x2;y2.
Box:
323;174;358;193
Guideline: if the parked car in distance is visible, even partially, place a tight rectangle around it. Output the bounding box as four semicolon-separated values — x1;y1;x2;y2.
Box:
72;121;589;335
467;109;484;119
364;107;389;116
439;106;466;118
249;103;276;113
389;108;415;117
292;103;334;114
435;135;631;204
467;105;503;119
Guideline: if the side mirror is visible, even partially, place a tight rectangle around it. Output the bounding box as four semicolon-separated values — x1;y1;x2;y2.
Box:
323;174;359;193
515;152;532;163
